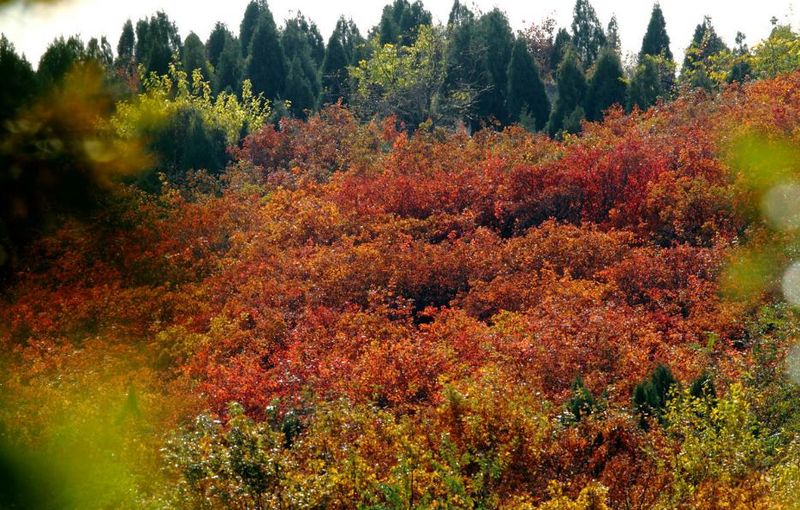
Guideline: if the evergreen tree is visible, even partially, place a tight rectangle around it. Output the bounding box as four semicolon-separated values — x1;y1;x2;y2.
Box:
585;47;626;121
246;6;287;100
550;28;571;74
506;37;550;130
206;22;232;69
377;0;432;46
214;36;242;94
570;0;606;68
640;3;672;61
182;32;212;78
447;0;473;26
117;19;135;66
86;37;113;68
135;11;182;76
0;36;37;129
321;30;349;105
681;16;729;88
282;13;322;101
286;56;315;118
240;0;264;59
606;15;620;53
336;17;366;64
628;54;662;111
548;48;587;137
38;35;85;88
442;2;491;130
476;9;514;125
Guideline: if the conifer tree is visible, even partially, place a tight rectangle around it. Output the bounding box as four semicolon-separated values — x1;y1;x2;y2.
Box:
182;32;212;78
240;1;264;59
570;0;606;68
246;6;287;100
0;36;37;128
548;48;587;137
135;11;182;76
282;13;322;102
38;35;86;88
213;36;242;94
86;37;113;68
628;54;662;111
321;30;349;104
117;19;135;67
640;3;673;61
476;9;514;125
377;0;432;46
550;28;571;74
585;47;626;121
206;22;232;69
286;56;315;118
606;15;620;53
506;37;550;130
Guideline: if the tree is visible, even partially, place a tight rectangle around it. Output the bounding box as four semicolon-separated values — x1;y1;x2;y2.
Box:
476;8;515;125
522;16;557;79
585;47;626;121
571;0;606;68
376;0;432;46
135;11;182;76
117;19;135;67
321;31;349;105
246;7;287;100
38;35;85;89
213;36;242;94
206;22;232;70
0;35;37;128
606;15;620;53
548;49;587;137
443;1;491;129
550;28;571;74
506;37;550;130
681;16;729;88
86;37;113;68
640;3;673;61
182;32;212;79
628;54;663;111
350;25;473;129
285;56;315;118
282;13;323;103
239;0;264;59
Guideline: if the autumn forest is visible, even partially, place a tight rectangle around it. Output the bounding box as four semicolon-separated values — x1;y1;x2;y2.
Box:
3;0;800;508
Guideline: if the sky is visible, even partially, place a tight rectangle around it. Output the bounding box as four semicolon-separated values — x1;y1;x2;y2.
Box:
1;0;798;68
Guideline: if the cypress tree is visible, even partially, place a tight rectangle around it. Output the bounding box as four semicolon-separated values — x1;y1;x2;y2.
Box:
606;15;620;53
377;0;431;46
570;0;606;68
286;56;315;118
240;0;264;59
182;32;212;78
86;37;113;68
585;47;626;121
506;37;550;130
38;35;85;89
0;36;37;129
628;54;662;111
550;28;571;74
213;36;242;94
321;32;349;104
134;11;182;76
206;22;232;69
548;48;587;137
476;9;514;125
282;13;322;102
246;7;287;100
640;3;673;61
117;19;135;66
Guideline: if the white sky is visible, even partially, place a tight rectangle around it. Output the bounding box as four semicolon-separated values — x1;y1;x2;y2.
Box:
1;0;798;68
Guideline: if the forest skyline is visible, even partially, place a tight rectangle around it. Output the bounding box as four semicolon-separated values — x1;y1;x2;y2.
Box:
1;0;797;67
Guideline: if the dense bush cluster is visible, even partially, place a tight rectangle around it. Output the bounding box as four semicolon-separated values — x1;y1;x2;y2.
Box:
3;69;800;507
